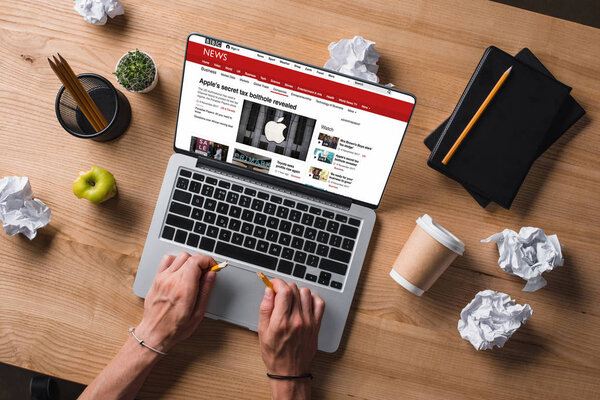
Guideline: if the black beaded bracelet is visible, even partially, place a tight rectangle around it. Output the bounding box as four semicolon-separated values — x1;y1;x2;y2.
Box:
267;373;313;380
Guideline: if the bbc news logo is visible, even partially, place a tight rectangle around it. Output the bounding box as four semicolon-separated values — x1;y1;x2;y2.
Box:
205;38;222;48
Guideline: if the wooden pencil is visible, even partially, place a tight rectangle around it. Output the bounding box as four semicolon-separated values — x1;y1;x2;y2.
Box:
442;65;513;165
210;261;228;272
256;271;275;292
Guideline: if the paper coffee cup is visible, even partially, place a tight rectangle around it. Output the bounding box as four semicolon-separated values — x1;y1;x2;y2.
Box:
390;214;464;296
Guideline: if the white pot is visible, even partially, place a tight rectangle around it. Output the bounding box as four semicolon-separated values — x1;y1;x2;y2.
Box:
115;50;158;93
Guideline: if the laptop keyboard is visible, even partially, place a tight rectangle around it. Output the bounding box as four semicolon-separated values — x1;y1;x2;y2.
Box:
160;168;362;290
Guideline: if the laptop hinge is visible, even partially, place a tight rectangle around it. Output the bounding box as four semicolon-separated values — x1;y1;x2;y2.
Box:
195;156;353;208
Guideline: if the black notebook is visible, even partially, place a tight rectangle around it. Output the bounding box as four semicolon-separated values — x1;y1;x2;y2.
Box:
427;46;572;209
425;48;585;207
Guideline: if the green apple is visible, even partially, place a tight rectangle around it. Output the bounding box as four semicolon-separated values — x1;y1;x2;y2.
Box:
73;166;117;204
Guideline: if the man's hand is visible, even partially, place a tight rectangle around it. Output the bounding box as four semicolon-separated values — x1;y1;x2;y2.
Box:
135;252;217;353
258;279;325;399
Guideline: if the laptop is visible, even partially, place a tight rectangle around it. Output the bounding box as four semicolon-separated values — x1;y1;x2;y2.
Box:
133;34;416;352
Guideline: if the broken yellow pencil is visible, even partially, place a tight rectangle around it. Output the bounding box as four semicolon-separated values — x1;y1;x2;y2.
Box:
210;261;228;272
256;271;275;292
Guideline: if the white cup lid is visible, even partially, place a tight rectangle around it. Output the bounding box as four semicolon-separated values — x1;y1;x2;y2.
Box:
416;214;465;255
389;269;424;296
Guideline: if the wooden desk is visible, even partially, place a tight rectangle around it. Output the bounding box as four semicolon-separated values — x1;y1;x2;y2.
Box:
1;1;599;398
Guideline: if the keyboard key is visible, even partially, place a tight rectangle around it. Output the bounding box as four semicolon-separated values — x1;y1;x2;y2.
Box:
189;180;202;193
292;224;304;236
342;238;355;251
241;209;254;222
289;210;302;222
326;220;340;233
307;255;319;268
239;195;252;208
176;177;189;190
166;214;194;231
162;225;175;240
279;220;292;233
180;169;192;177
193;222;206;235
314;217;327;230
329;247;351;263
257;240;269;252
277;260;294;275
257;191;270;200
264;203;277;215
206;177;218;185
294;251;307;263
244;188;257;196
339;224;359;239
219;230;232;242
293;264;306;278
251;199;264;212
229;206;242;218
305;273;317;282
214;188;227;201
174;229;187;244
309;206;321;215
278;233;291;246
283;199;295;207
193;172;204;181
226;192;239;204
232;184;243;193
323;210;334;219
232;233;244;245
173;189;191;204
317;231;329;243
254;226;266;239
303;240;316;253
192;195;204;207
169;201;191;217
296;202;309;211
276;206;289;219
270;195;282;204
335;214;348;223
282;248;294;260
191;208;203;221
244;236;257;249
217;202;229;215
204;199;216;211
316;244;329;256
320;258;347;276
214;242;278;270
331;281;342;290
304;228;317;240
199;237;215;252
349;217;361;227
329;235;342;247
187;233;200;247
266;229;278;242
218;180;231;189
201;184;214;197
267;217;279;229
207;226;219;238
216;215;229;228
241;222;253;235
292;237;304;249
301;213;314;226
254;214;267;226
203;212;216;224
318;271;331;286
269;243;282;257
228;219;241;232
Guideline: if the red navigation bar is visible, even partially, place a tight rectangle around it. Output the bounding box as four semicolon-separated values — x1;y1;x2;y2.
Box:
186;42;414;122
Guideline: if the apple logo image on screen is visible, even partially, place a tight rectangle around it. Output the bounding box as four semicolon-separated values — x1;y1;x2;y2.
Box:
264;117;286;143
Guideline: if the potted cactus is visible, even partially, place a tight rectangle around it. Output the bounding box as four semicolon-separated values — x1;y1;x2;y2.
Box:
114;49;158;93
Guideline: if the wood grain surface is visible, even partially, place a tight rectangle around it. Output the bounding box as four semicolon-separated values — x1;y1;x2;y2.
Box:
1;0;599;398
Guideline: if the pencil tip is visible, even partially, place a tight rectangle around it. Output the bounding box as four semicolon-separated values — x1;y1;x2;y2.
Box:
506;66;513;73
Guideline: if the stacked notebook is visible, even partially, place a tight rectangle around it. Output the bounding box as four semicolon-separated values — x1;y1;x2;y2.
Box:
425;46;585;209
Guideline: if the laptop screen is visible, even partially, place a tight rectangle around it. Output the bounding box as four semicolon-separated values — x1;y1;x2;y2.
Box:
174;34;416;207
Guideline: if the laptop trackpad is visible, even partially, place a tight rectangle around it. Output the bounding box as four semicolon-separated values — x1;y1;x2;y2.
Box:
205;265;265;331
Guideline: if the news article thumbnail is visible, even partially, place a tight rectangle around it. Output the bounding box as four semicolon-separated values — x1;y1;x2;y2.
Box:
313;148;335;164
308;166;329;182
317;133;339;150
236;100;316;161
190;136;229;161
232;148;271;173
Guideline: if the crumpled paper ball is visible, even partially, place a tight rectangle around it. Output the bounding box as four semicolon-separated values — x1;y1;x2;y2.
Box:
458;290;532;350
73;0;124;25
0;176;51;240
324;36;391;85
482;227;564;292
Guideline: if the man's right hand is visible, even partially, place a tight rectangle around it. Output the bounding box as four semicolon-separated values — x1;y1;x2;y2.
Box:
258;279;325;399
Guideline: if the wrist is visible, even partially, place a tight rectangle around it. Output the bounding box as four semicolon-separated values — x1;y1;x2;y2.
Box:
269;379;311;400
131;324;171;354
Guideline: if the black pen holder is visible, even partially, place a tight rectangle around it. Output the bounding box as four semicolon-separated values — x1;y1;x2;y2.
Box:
55;73;131;142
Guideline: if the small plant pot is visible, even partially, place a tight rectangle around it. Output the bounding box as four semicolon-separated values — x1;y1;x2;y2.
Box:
115;50;158;93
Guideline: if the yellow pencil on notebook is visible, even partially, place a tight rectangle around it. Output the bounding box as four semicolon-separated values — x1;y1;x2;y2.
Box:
442;65;513;165
210;261;228;272
256;271;275;292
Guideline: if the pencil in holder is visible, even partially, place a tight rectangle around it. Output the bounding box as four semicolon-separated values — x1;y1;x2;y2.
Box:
55;73;131;142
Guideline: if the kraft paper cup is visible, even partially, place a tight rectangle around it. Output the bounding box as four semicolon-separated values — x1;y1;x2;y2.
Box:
390;214;464;296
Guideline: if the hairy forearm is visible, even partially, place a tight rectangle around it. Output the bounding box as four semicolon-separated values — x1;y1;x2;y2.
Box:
79;335;162;400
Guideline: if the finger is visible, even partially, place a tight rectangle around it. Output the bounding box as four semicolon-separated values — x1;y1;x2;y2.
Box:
191;270;216;323
178;254;206;304
299;287;313;322
166;252;191;273
312;293;326;325
288;282;302;315
258;287;275;335
157;254;176;274
270;279;293;326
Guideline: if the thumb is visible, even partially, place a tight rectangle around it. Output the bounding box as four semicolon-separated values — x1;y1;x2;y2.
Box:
258;287;274;335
